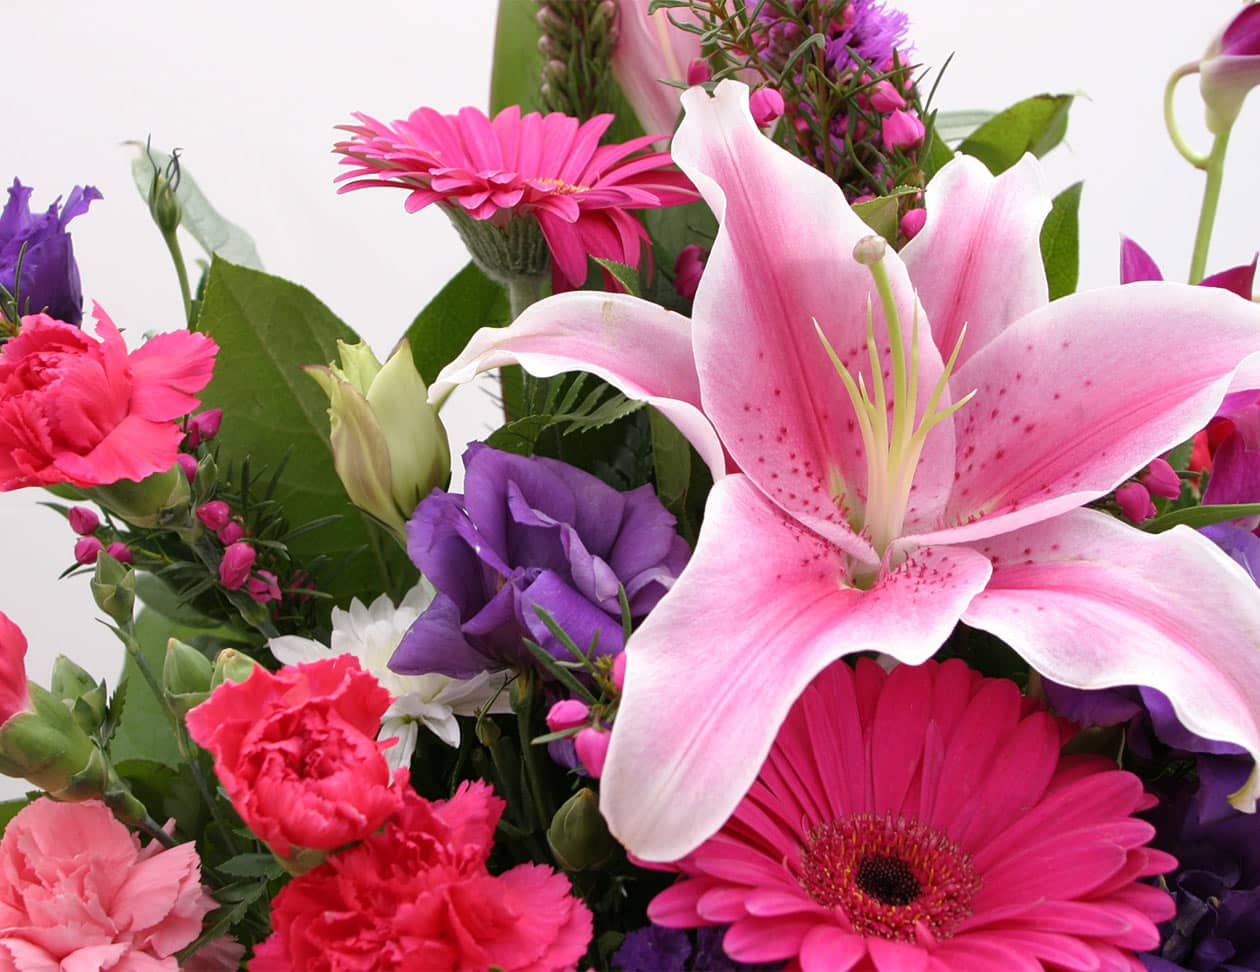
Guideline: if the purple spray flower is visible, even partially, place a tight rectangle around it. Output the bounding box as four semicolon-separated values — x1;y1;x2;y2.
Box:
614;925;781;972
390;443;689;679
0;180;101;325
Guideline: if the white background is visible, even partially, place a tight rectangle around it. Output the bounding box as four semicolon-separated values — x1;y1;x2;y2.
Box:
0;1;1256;795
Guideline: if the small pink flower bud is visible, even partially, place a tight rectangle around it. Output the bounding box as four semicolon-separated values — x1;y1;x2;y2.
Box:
1115;482;1157;524
217;521;246;545
900;208;928;241
851;193;876;206
106;542;134;565
686;58;711;86
186;408;223;448
175;454;198;481
574;727;611;779
881;109;926;150
196;501;232;532
546;699;591;733
673;244;707;300
68;507;100;536
219;542;256;590
74;536;103;566
611;652;626;693
247;570;282;604
1140;458;1182;500
750;87;786;127
869;80;907;113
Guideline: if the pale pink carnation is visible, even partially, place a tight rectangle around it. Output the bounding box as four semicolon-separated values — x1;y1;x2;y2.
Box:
0;798;214;970
334;106;697;290
646;659;1176;971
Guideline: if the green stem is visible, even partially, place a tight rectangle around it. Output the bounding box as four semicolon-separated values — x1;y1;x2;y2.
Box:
507;275;544;320
1189;131;1232;285
161;229;194;327
137;813;180;848
1163;62;1210;169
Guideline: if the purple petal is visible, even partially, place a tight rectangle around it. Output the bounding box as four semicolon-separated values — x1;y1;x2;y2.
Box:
1200;255;1257;301
1120;236;1164;284
390;591;498;679
518;570;626;660
1202;429;1260;509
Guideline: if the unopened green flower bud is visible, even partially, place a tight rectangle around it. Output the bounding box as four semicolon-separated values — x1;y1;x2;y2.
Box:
146;146;183;235
306;340;450;542
547;787;617;871
50;656;108;733
90;553;136;627
0;684;104;796
475;716;502;747
87;465;191;529
209;648;260;691
163;639;213;715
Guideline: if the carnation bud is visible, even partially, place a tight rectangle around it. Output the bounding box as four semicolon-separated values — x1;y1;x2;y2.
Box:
750;87;786;126
546;699;591;733
306;340;450;542
90;552;136;627
1140;458;1183;500
209;648;261;691
881;109;926;150
574;726;611;778
145;145;183;235
50;656;107;734
163;638;213;715
547;787;617;871
219;542;255;590
196;500;232;531
68;506;100;536
686;58;711;86
1115;482;1157;524
0;683;105;799
74;536;103;566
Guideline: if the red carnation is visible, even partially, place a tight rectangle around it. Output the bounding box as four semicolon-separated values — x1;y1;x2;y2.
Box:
250;781;592;972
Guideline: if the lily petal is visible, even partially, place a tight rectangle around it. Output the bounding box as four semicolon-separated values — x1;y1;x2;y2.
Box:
427;290;727;479
901;154;1050;368
962;507;1260;811
672;81;953;556
601;473;992;861
910;281;1260;548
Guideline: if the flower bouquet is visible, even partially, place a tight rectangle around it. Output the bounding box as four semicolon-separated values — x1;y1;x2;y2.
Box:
2;1;1260;969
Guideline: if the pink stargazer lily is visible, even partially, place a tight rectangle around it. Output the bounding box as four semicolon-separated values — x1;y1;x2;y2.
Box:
431;81;1260;862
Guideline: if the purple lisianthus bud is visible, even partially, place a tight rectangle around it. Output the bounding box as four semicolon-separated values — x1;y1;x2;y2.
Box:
67;507;99;536
0;180;100;326
219;542;255;590
390;444;689;680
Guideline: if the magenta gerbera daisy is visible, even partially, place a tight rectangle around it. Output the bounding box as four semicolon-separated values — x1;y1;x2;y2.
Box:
646;658;1176;972
333;106;697;290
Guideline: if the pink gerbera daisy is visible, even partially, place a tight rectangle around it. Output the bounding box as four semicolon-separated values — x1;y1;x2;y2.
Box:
646;658;1176;971
333;106;697;290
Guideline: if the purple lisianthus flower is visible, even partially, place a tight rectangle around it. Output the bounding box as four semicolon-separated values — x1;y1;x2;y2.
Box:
390;443;689;679
613;925;781;972
0;179;101;326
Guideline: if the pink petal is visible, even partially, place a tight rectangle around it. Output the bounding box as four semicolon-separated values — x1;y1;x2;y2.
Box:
609;2;702;137
901;154;1050;369
428;290;726;479
53;414;183;486
672;81;953;558
910;281;1260;548
123;329;218;421
600;474;991;861
1119;237;1163;284
963;507;1260;811
799;926;865;972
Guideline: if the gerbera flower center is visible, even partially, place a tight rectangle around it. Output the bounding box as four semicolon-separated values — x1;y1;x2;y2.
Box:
799;812;980;942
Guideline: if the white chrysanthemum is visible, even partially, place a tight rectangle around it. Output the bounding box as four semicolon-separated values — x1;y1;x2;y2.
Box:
269;580;512;772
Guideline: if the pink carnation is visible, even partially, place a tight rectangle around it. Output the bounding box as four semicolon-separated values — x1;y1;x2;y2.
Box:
647;658;1176;971
251;781;592;972
0;306;217;490
334;105;697;290
185;655;403;858
0;613;29;727
0;798;213;970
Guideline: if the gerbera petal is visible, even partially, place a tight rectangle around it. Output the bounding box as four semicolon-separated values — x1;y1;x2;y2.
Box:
671;80;954;558
600;474;992;861
963;507;1260;810
910;281;1260;548
799;926;865;972
901;154;1050;368
428;291;727;479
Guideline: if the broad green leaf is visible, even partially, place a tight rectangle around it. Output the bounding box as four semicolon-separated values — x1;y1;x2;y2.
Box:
0;798;31;835
958;94;1074;175
851;185;922;243
195;259;410;603
1144;503;1260;533
128;145;263;269
134;572;221;629
1040;181;1083;301
591;258;642;297
934;109;997;144
113;757;205;838
648;409;691;512
405;262;511;386
485;415;552;456
490;0;545;114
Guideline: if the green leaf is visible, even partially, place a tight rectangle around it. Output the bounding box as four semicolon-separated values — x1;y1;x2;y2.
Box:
485;415;552;456
490;0;544;114
1144;503;1260;533
933;109;997;145
0;798;31;835
109;611;197;768
958;94;1074;175
405;262;511;386
648;409;691;512
1040;181;1083;301
195;258;408;603
851;185;922;243
134;572;222;629
591;258;641;297
920;118;956;181
218;852;284;879
128;145;263;269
